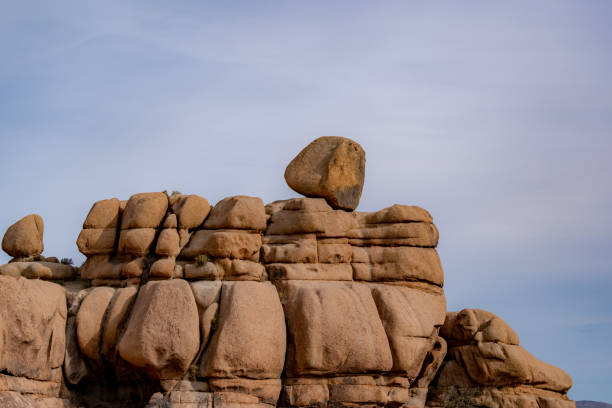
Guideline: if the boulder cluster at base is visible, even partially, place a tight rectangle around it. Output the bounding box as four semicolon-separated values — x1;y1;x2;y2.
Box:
0;136;575;408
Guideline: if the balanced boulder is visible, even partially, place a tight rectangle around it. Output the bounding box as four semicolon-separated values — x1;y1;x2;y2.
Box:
284;137;365;211
2;214;44;258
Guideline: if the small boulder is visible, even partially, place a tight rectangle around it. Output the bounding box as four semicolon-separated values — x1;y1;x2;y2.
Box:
171;194;211;229
284;137;365;211
121;193;168;229
2;214;44;258
82;198;121;229
204;196;266;231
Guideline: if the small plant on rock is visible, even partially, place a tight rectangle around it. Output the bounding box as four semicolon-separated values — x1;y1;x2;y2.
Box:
195;254;209;266
60;258;73;265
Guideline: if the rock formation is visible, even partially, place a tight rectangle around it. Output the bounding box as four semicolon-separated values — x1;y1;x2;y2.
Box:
285;136;366;211
427;309;574;408
0;137;574;408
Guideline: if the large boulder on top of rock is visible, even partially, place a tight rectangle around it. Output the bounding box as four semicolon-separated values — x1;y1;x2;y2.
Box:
117;279;199;379
284;136;365;211
0;276;66;381
2;214;44;257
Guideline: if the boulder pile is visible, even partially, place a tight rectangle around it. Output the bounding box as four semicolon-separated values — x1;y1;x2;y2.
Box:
0;137;574;408
427;309;573;408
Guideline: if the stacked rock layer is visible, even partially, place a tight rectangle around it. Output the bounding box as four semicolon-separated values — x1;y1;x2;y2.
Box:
0;191;452;407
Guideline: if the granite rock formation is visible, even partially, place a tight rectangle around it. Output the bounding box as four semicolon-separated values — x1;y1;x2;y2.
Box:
0;137;574;408
427;309;574;408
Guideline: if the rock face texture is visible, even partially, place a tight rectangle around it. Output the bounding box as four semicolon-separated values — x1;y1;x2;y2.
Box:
427;309;574;408
2;214;44;258
285;136;366;211
0;137;574;408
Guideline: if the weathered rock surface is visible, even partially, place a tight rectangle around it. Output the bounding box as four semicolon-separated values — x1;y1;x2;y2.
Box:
279;280;393;376
76;286;115;361
427;309;574;408
0;261;76;280
118;279;199;379
121;192;169;229
200;282;286;379
2;214;44;257
171;194;211;230
204;195;267;231
83;198;121;229
181;229;262;261
0;276;66;381
77;228;117;255
285;136;366;210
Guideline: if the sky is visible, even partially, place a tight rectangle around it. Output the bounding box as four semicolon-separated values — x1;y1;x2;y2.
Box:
1;1;611;402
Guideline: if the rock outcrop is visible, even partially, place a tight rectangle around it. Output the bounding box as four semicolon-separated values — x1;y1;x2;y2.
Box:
427;309;574;408
0;137;574;408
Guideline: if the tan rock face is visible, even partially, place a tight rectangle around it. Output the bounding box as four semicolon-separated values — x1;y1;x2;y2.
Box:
267;206;357;236
369;284;446;376
77;228;117;255
0;261;76;280
284;137;366;211
149;257;176;278
82;198;121;229
428;309;574;408
121;192;168;229
79;255;122;280
171;194;211;229
204;196;267;231
101;286;138;358
0;276;66;381
181;229;262;261
279;280;393;376
118;279;199;379
76;287;115;361
200;282;286;379
2;214;44;257
440;308;519;346
362;204;433;224
118;228;157;256
156;228;180;257
190;281;222;347
351;247;444;286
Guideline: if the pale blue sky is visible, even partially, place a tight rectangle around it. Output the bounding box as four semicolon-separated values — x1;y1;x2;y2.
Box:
1;1;610;401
